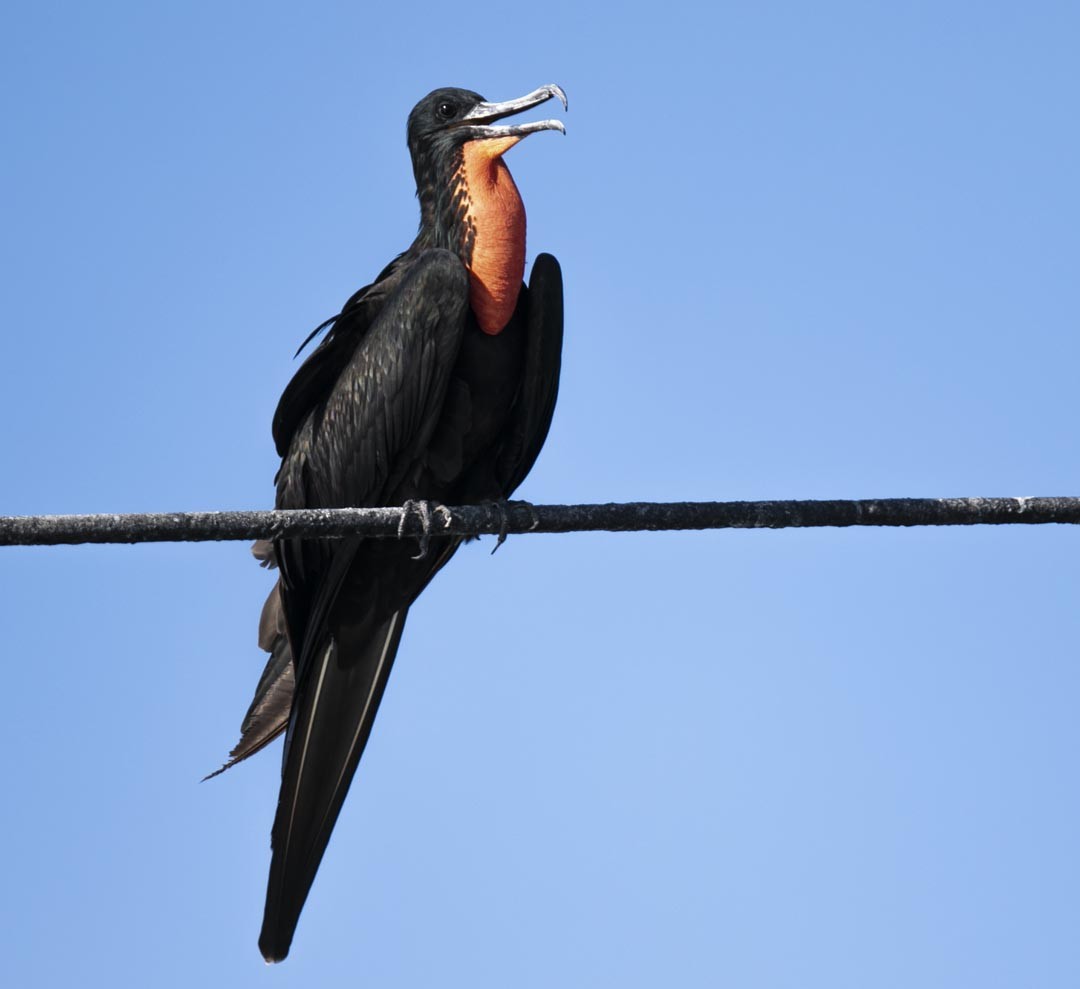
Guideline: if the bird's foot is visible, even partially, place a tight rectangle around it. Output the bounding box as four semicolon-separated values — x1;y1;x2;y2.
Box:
397;500;444;559
487;499;540;554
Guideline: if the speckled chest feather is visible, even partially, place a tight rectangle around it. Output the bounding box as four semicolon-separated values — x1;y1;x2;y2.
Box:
450;137;527;335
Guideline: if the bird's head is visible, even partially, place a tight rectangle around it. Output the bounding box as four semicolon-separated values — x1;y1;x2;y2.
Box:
407;84;566;174
407;84;566;242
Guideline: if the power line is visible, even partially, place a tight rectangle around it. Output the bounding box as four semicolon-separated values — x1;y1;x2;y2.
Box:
0;497;1078;547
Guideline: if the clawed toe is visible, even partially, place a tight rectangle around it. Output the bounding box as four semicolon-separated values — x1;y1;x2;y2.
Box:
489;500;511;554
487;499;539;553
398;500;435;559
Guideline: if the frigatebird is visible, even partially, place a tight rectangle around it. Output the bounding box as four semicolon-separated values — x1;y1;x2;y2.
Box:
215;84;566;962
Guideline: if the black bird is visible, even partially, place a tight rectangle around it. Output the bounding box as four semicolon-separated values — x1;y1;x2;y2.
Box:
216;84;566;962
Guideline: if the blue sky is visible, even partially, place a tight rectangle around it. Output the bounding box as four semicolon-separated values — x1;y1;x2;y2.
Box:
2;2;1078;985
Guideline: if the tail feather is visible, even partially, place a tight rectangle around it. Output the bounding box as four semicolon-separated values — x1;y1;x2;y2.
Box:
203;582;294;781
258;608;408;963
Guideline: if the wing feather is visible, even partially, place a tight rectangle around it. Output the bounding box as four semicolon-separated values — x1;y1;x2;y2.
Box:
497;252;564;494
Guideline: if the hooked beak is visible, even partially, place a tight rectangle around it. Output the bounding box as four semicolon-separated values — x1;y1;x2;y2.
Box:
456;84;568;140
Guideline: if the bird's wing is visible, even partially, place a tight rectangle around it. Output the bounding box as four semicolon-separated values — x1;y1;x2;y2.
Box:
496;253;564;494
259;249;470;962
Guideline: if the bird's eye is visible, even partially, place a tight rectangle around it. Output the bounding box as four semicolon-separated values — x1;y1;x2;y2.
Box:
437;102;457;119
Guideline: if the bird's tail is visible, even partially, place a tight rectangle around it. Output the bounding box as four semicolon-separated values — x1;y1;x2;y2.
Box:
258;608;408;963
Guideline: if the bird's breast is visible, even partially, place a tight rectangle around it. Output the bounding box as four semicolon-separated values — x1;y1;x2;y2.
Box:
459;142;527;336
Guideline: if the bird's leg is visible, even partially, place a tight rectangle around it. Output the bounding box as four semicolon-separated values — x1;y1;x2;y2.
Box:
398;500;436;560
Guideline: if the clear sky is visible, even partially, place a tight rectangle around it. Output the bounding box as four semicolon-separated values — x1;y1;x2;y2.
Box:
2;2;1078;985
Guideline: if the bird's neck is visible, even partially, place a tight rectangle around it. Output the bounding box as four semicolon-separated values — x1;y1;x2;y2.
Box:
417;143;527;335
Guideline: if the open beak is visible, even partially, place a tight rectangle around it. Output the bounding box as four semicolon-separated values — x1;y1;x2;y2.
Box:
456;84;568;140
